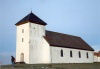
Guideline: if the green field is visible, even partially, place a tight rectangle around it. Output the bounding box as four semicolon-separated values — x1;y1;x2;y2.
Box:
1;63;100;69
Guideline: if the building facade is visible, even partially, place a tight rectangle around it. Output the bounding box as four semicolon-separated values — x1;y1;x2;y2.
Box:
50;47;94;63
94;51;100;62
16;12;94;64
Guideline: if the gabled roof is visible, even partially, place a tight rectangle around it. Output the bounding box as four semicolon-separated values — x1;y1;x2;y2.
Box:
15;12;47;26
45;30;94;51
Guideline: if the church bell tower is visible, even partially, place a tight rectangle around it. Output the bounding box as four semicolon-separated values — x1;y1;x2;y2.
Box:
15;12;51;64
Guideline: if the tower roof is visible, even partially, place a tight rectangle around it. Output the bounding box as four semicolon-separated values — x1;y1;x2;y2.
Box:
15;12;47;26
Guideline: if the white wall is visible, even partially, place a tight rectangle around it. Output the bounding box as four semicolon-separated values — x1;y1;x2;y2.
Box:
16;22;51;64
16;22;94;64
94;56;100;62
94;56;98;62
29;23;51;64
16;23;30;63
98;57;100;62
50;46;94;63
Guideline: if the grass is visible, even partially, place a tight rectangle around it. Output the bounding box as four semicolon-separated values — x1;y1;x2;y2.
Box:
0;62;100;69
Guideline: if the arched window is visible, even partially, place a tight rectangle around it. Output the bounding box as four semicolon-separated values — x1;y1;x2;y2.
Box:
20;53;24;62
70;50;73;57
79;51;81;58
61;49;63;57
22;38;24;42
87;52;89;58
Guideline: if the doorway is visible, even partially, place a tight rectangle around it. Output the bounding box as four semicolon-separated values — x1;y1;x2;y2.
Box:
20;53;24;62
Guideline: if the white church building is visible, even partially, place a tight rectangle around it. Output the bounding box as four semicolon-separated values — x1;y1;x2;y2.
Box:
16;12;94;64
94;51;100;62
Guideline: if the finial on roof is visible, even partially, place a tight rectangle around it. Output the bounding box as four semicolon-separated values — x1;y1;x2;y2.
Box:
31;10;32;13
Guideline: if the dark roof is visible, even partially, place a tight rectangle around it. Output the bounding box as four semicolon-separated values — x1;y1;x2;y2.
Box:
94;51;100;57
45;30;94;51
15;12;47;26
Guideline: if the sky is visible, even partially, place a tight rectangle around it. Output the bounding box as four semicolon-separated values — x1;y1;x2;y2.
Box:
0;0;100;64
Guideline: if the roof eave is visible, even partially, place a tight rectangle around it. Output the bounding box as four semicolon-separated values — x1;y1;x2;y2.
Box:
15;21;47;26
49;44;94;51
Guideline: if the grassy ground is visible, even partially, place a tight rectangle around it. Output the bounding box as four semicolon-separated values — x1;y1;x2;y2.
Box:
0;63;100;69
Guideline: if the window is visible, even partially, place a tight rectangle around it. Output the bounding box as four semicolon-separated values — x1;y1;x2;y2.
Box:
22;38;24;42
22;29;24;33
87;52;89;58
70;50;73;57
61;49;63;57
79;51;81;58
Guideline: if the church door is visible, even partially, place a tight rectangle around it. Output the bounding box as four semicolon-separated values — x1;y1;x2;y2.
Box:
20;53;24;62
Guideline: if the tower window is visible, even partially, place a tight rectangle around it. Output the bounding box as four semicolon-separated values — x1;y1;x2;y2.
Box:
79;51;81;58
22;38;24;42
61;49;63;57
70;50;73;57
22;29;24;33
87;52;89;58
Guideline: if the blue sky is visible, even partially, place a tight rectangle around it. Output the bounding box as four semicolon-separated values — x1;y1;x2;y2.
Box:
0;0;100;64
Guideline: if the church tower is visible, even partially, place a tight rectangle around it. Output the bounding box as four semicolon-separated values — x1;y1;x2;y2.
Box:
15;12;51;64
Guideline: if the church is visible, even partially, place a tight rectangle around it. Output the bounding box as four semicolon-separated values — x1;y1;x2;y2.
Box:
15;12;94;64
